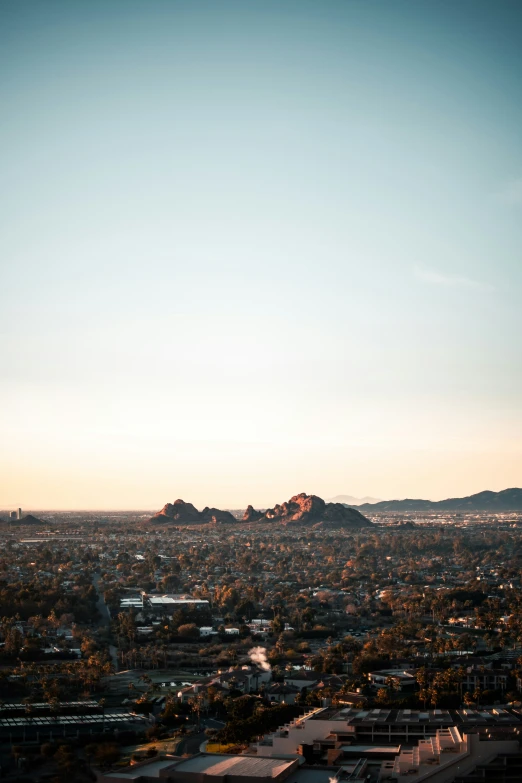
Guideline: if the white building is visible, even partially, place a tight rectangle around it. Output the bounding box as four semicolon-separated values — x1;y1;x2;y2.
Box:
253;707;522;758
145;595;210;613
380;728;518;782
199;626;217;637
368;669;417;689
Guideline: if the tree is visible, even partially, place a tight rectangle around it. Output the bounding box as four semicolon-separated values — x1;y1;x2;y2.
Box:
84;743;99;769
178;623;200;639
385;676;401;696
375;688;389;705
95;743;121;768
48;696;60;717
190;692;206;729
54;744;77;776
41;742;55;759
12;745;24;767
463;690;475;708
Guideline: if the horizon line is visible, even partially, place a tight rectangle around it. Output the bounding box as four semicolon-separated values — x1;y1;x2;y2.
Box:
1;486;519;513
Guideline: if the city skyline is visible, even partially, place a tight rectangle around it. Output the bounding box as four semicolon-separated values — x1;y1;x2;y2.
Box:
1;0;521;509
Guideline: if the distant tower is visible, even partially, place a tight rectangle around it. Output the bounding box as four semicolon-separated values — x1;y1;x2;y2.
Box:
17;507;22;520
10;511;17;520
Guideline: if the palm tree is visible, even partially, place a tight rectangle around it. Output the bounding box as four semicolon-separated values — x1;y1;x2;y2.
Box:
98;697;107;731
12;745;24;769
84;743;98;774
463;690;475;708
48;696;60;720
190;693;206;730
385;676;401;697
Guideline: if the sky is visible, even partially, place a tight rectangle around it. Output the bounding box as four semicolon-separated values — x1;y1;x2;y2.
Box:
1;0;521;510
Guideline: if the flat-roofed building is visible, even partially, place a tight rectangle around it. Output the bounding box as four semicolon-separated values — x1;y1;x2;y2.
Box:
462;666;509;692
120;598;144;609
253;706;522;757
0;703;150;742
368;669;416;689
145;595;210;614
96;753;299;783
380;728;519;783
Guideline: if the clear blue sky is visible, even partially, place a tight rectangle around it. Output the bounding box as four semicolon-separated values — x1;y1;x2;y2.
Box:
1;0;521;509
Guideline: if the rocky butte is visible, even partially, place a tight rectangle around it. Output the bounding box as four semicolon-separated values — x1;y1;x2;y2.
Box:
148;499;237;526
148;493;372;529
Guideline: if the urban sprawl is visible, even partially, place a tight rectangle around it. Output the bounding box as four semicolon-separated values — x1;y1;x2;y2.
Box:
1;504;522;782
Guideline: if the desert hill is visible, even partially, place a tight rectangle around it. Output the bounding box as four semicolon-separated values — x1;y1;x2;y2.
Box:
354;488;522;513
329;494;382;505
244;492;372;528
148;493;372;529
149;499;236;526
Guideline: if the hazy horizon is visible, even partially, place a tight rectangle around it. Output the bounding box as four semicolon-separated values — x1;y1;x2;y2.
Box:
2;0;521;509
2;485;521;513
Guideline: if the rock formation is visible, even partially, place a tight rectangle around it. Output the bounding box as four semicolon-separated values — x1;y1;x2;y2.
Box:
254;492;372;528
148;493;372;528
242;505;264;522
148;499;236;526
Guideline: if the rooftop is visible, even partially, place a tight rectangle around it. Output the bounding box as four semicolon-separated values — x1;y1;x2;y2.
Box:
146;595;209;606
172;753;297;778
104;759;177;779
306;707;522;727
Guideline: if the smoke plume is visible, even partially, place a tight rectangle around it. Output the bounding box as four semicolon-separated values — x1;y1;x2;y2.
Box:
248;646;271;671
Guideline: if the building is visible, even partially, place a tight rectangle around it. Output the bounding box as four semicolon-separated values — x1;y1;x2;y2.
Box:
176;665;271;704
368;669;417;689
253;706;522;757
120;595;144;610
266;683;300;704
145;595;210;615
462;666;509;692
199;626;217;637
95;753;300;783
177;681;227;705
0;701;151;742
380;728;519;782
284;671;321;690
95;736;522;783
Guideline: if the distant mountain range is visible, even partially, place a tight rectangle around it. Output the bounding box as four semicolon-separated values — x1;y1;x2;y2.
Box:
329;494;382;505
148;493;372;529
351;488;522;513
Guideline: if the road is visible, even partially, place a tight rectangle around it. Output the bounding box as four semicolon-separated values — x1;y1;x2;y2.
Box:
175;730;208;756
92;571;111;627
205;718;225;730
175;719;224;755
92;571;118;671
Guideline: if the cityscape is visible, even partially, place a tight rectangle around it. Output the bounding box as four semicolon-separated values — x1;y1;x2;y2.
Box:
1;0;521;782
1;491;522;781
